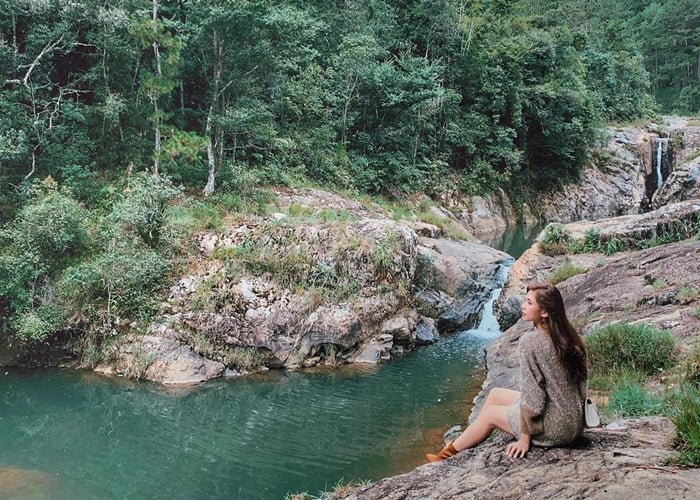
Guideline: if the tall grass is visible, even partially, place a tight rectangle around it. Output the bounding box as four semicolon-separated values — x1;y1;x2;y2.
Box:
666;384;700;466
607;383;665;417
585;322;700;464
586;322;676;376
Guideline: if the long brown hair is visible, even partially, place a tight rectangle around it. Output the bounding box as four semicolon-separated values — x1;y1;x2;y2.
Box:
526;282;587;383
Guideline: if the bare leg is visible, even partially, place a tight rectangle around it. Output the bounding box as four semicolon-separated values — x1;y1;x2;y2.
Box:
483;388;520;407
453;388;520;451
426;387;520;462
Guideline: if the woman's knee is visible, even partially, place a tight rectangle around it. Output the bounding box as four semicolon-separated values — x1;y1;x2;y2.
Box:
480;404;514;435
485;388;519;407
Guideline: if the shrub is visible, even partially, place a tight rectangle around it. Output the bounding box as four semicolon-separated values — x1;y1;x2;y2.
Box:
0;178;91;343
549;262;586;284
109;172;182;248
539;224;571;256
586;322;676;376
7;177;90;266
11;305;64;343
59;244;170;321
572;228;602;253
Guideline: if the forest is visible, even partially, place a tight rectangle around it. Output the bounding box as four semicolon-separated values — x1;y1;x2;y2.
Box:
0;0;698;354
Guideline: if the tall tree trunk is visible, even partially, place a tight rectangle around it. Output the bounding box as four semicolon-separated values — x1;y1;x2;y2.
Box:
203;29;222;196
152;0;162;177
203;101;217;196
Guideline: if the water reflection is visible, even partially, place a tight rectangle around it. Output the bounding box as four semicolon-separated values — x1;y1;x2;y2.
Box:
0;332;488;500
477;223;545;259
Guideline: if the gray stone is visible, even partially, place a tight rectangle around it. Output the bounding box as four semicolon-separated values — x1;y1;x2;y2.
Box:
343;418;700;500
415;316;439;345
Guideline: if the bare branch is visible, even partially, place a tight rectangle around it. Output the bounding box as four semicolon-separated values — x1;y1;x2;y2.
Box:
20;34;66;88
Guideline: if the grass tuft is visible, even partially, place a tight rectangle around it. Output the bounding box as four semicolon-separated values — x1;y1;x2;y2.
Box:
549;262;586;284
666;384;700;466
606;382;665;417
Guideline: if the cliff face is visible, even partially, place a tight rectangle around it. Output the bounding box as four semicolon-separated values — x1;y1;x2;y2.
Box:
457;117;700;232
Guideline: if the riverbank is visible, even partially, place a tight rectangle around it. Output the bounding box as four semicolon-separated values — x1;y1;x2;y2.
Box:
341;201;700;499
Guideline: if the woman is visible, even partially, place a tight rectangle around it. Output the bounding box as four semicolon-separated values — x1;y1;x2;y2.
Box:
426;282;588;462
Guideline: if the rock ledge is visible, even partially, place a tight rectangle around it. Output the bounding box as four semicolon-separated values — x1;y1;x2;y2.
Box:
345;417;700;499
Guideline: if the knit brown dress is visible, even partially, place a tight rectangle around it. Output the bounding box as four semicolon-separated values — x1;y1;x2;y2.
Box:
507;328;586;447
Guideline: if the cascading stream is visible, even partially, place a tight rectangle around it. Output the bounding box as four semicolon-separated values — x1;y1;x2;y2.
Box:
656;137;668;190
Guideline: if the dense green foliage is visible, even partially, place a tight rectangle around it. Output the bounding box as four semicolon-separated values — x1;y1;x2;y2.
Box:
0;0;663;211
0;0;695;352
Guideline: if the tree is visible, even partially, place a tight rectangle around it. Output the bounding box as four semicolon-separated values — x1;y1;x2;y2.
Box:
131;0;184;176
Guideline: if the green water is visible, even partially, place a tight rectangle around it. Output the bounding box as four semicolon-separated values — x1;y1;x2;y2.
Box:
1;333;489;500
477;223;545;259
0;226;538;500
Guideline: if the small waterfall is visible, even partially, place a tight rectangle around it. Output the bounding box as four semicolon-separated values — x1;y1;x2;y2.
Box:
655;138;668;190
468;259;513;340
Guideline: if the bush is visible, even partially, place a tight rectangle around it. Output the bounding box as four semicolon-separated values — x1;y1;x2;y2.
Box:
0;178;92;344
8;177;90;266
60;244;170;321
539;224;571;256
109;172;182;248
586;322;676;376
12;305;64;343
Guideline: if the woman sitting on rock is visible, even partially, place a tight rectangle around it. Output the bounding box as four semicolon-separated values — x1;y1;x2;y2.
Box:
427;282;588;462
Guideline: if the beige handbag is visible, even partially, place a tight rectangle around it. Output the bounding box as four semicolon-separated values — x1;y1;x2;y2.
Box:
584;397;600;427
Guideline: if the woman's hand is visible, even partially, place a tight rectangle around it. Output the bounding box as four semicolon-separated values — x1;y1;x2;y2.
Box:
505;435;531;458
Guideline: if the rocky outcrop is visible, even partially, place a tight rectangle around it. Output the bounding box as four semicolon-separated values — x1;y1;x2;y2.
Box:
458;118;700;229
105;188;509;384
653;120;700;207
346;204;700;499
484;239;700;409
534;127;653;222
494;199;700;331
95;332;225;385
343;418;700;500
